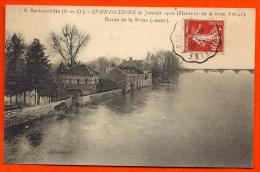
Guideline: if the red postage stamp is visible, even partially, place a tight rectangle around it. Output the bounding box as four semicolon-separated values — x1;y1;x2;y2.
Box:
184;20;224;52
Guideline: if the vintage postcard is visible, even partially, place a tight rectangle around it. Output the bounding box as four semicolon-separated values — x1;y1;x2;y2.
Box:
4;5;255;167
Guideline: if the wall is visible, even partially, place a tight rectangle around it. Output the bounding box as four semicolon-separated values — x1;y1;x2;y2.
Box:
61;74;99;85
79;89;122;105
5;89;123;128
4;98;72;128
57;74;99;98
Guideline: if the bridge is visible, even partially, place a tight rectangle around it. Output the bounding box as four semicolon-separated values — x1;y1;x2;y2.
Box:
179;68;254;74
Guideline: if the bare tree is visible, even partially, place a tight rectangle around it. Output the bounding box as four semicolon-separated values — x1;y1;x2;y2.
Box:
50;24;89;67
97;57;109;73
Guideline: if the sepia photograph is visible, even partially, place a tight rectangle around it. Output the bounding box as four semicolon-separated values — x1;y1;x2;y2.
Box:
4;5;255;167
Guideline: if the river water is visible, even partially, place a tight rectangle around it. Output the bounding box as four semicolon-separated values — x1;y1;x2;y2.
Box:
4;71;254;167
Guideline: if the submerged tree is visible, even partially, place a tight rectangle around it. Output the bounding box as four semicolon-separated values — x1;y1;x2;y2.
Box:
25;39;52;105
5;33;26;106
146;50;182;79
50;24;90;67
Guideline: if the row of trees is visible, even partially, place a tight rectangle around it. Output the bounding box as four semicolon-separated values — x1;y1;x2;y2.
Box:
5;25;182;107
5;25;92;107
5;33;56;106
146;50;182;79
87;51;182;78
88;57;122;74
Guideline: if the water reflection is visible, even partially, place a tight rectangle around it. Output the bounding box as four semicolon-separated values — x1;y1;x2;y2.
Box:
101;89;151;114
26;133;43;147
4;71;254;167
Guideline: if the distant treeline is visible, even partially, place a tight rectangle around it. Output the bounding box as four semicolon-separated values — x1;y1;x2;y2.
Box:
87;51;182;79
87;57;123;73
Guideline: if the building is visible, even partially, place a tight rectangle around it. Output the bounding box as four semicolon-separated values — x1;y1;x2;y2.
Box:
119;58;152;92
56;63;99;99
98;58;152;93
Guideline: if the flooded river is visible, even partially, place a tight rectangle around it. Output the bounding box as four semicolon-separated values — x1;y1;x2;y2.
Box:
4;71;254;167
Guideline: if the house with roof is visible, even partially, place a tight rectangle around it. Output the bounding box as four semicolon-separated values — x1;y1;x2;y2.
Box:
98;57;152;93
56;62;99;99
118;57;152;92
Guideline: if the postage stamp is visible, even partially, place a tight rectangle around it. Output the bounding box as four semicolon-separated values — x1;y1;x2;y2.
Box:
184;20;224;53
170;19;224;63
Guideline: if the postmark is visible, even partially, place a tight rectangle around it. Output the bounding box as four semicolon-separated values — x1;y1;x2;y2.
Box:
170;19;224;63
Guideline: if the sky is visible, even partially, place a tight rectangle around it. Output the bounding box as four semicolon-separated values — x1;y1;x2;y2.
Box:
6;5;255;69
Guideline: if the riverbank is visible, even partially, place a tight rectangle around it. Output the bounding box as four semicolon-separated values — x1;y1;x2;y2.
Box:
4;71;254;167
4;98;72;128
4;89;123;128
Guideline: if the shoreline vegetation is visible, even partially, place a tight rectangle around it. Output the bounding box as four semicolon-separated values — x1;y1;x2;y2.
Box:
4;24;254;129
5;24;254;128
5;24;182;109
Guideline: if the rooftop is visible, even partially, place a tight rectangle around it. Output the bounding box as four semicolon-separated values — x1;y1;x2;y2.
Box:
57;62;99;76
118;57;151;74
